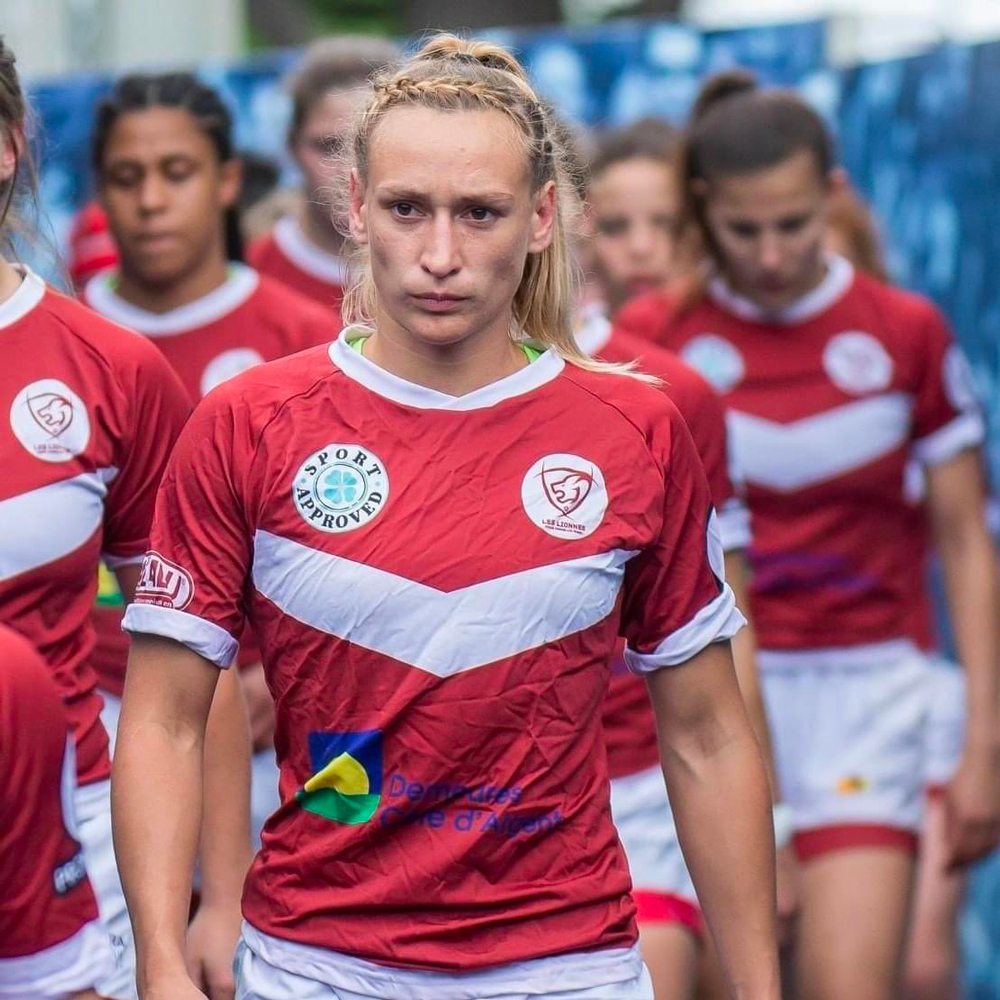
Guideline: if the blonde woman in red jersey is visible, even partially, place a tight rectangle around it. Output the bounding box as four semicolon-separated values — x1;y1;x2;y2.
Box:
617;71;1000;1000
248;37;399;314
112;35;780;1000
825;185;969;1000
0;37;194;1000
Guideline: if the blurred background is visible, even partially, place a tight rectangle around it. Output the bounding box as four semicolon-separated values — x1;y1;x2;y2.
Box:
7;0;1000;992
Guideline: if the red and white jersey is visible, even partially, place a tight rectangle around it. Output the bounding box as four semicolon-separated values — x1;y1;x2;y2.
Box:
0;268;189;784
616;256;984;651
85;263;339;693
248;215;347;317
0;624;98;958
84;263;338;401
576;304;750;779
123;328;743;979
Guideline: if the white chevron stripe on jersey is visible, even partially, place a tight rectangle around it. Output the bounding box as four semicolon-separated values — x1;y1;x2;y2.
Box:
0;468;117;581
728;393;912;492
251;529;637;678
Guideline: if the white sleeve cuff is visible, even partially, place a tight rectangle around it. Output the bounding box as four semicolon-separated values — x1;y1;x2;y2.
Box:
101;551;147;569
122;605;238;668
912;410;984;466
624;583;746;674
717;498;752;552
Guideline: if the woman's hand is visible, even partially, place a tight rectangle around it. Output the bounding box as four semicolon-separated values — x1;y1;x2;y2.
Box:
186;901;242;1000
140;970;208;1000
945;741;1000;869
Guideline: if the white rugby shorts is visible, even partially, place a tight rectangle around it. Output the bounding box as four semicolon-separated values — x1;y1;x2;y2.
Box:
758;639;928;860
923;655;965;791
608;765;702;934
0;921;113;998
234;924;653;1000
74;778;137;999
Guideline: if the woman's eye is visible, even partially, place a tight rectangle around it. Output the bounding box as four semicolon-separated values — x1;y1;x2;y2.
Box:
467;206;494;222
392;202;416;218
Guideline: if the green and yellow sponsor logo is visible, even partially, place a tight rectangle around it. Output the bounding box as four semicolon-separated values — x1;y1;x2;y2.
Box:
296;730;382;825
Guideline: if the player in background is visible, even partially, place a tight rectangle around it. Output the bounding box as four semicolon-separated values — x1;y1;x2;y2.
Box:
113;35;779;1000
0;36;196;999
578;119;793;1000
0;625;114;1000
247;37;399;314
825;185;969;1000
84;71;337;859
616;71;1000;1000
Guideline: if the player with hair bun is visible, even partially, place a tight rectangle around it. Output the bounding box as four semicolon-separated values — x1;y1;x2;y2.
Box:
617;70;1000;1000
248;36;400;314
113;35;779;1000
0;36;192;1000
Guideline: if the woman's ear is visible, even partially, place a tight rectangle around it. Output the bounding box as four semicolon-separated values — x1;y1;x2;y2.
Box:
348;169;368;246
527;180;557;254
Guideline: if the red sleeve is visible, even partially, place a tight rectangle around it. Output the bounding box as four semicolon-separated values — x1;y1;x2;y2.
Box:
620;402;745;673
909;301;984;465
0;626;99;958
123;386;256;668
102;341;191;565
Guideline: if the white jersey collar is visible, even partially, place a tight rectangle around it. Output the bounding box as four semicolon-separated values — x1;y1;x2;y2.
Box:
274;215;348;285
707;254;854;326
329;325;564;411
0;265;46;329
85;263;259;336
573;301;614;358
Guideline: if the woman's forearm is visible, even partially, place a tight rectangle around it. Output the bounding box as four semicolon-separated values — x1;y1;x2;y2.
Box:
199;667;253;907
937;519;1000;749
665;720;778;996
111;637;217;989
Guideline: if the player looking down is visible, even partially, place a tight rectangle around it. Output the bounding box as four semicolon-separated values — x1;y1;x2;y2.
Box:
113;35;779;1000
616;70;1000;1000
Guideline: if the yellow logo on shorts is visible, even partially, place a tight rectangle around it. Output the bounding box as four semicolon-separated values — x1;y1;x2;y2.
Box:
836;775;869;795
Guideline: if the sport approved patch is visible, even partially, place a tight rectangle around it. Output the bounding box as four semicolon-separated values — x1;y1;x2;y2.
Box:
10;379;91;462
293;444;389;534
521;453;608;539
822;331;894;395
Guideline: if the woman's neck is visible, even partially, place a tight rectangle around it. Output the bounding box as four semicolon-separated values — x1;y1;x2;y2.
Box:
724;255;829;315
365;309;527;397
299;199;345;258
0;256;22;305
115;255;230;315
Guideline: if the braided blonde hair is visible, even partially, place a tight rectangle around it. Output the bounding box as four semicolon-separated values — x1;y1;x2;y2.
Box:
338;33;627;372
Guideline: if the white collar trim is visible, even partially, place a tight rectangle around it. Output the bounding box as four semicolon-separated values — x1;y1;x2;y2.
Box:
273;215;348;285
329;325;564;411
0;265;46;328
707;254;854;326
84;263;259;336
573;302;613;357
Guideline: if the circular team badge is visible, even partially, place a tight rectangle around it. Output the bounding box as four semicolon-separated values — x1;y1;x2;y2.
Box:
293;444;389;534
521;453;608;540
680;335;745;393
10;379;90;462
822;331;894;395
200;348;266;397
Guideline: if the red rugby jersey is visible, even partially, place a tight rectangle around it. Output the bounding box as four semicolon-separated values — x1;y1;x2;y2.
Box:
85;264;339;694
0;624;100;959
617;256;983;651
0;268;189;783
248;215;346;316
577;305;750;778
124;329;743;973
